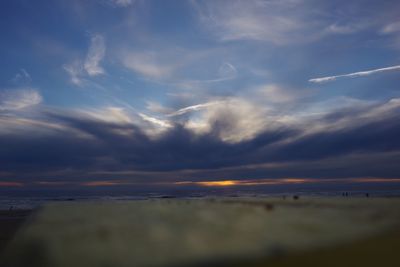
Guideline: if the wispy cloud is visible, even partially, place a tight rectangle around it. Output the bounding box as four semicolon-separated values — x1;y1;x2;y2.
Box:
64;34;106;86
325;22;367;35
0;88;42;111
110;0;135;7
255;84;299;103
381;21;400;50
192;0;298;44
167;102;220;117
121;51;175;79
139;113;172;128
63;60;84;86
120;48;234;86
191;0;325;45
12;69;32;84
309;65;400;83
145;101;174;114
84;34;106;76
381;21;400;34
192;0;393;46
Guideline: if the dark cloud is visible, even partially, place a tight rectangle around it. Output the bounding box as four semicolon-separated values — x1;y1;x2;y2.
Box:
1;101;400;184
265;116;400;162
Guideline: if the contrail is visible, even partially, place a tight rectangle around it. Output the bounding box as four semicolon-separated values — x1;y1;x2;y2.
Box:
309;65;400;83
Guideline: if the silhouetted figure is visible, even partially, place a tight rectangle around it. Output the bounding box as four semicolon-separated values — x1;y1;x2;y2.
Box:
264;203;274;211
366;193;369;198
293;195;299;200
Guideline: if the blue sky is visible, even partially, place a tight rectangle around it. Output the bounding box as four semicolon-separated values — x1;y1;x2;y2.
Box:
1;0;400;189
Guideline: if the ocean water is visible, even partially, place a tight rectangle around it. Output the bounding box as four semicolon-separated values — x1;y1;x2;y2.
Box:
1;187;400;210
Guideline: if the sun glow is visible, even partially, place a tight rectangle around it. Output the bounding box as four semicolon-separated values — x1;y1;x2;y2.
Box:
174;178;400;187
174;178;313;187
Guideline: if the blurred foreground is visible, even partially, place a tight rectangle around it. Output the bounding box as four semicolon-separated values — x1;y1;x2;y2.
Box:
1;197;400;267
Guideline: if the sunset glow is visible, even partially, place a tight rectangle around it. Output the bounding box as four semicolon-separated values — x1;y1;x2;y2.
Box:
1;178;400;188
174;178;400;187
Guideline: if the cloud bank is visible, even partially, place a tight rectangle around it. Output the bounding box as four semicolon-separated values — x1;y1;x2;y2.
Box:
1;97;400;184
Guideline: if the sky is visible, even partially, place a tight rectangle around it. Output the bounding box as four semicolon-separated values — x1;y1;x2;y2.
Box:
1;0;400;192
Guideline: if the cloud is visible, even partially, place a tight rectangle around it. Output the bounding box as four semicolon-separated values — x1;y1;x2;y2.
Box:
178;62;238;85
381;21;400;50
110;0;134;7
145;101;174;114
180;98;275;143
309;65;400;83
84;34;106;76
1;98;400;183
83;107;133;124
0;88;42;111
325;23;367;35
119;46;216;82
139;113;172;128
167;102;220;117
255;84;299;103
64;34;106;86
192;0;399;46
218;62;237;78
121;51;175;79
192;0;306;44
119;45;237;86
191;0;343;45
63;60;84;86
382;21;400;34
3;0;400;187
12;69;32;84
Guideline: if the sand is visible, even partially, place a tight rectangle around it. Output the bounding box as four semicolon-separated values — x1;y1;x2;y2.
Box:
0;210;31;253
1;197;400;267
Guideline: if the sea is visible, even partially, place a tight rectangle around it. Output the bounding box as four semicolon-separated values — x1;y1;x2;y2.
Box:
1;184;400;210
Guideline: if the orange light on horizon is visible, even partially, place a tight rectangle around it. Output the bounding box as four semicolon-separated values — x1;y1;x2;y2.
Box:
174;178;312;187
197;180;238;187
174;177;400;187
2;177;399;188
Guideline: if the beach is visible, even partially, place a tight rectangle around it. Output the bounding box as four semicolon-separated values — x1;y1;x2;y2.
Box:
1;197;399;267
0;210;31;253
